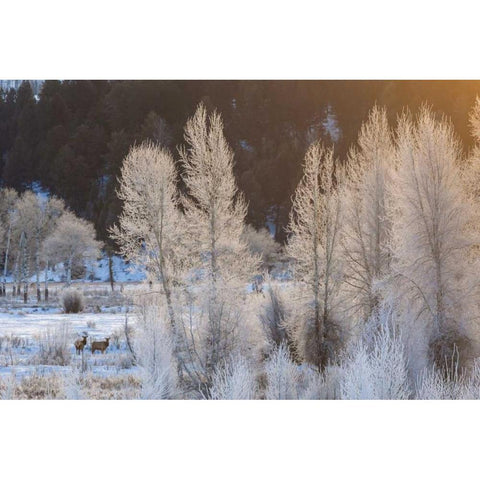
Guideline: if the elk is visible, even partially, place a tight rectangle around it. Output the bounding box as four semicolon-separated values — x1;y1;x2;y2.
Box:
74;334;88;354
91;337;110;354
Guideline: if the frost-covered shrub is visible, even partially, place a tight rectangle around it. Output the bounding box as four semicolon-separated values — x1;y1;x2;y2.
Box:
209;354;257;400
115;353;134;370
62;368;85;400
15;373;62;399
36;321;72;366
415;348;480;400
135;304;177;399
180;284;254;392
241;225;280;267
415;367;462;400
296;366;329;400
340;323;410;400
265;343;301;400
87;375;140;400
0;372;17;400
62;289;84;314
110;328;124;350
259;284;290;349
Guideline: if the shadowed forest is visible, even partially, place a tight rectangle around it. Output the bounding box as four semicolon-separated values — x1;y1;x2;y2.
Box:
2;80;480;244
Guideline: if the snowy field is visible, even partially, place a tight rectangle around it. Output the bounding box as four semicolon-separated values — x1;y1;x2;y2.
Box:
0;309;129;339
0;282;144;398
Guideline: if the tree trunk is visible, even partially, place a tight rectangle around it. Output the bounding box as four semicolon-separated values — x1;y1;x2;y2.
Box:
44;263;49;302
66;259;72;286
108;253;115;292
35;237;41;302
3;224;11;298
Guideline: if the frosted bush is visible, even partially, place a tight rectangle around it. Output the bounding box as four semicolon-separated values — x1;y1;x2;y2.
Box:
296;366;328;400
135;304;177;399
62;368;85;400
340;323;410;400
265;343;301;400
259;283;289;349
209;354;257;399
62;289;84;314
36;321;72;366
241;225;280;266
415;351;480;400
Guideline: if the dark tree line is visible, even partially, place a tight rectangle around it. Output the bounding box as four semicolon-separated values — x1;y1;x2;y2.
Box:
1;80;480;245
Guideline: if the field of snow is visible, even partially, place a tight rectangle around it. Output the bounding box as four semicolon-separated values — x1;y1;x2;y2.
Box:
0;309;130;339
17;254;146;284
0;283;140;387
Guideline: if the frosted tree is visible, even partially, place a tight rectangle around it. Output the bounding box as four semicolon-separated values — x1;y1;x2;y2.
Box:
43;211;102;285
14;192;65;301
0;188;18;296
180;104;259;386
10;195;35;302
462;96;480;219
39;197;66;301
286;141;344;370
469;96;480;144
389;107;480;372
341;106;395;325
111;141;187;337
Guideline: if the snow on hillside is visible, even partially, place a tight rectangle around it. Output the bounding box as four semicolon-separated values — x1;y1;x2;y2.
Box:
322;104;341;142
93;255;145;283
23;255;146;284
0;80;44;95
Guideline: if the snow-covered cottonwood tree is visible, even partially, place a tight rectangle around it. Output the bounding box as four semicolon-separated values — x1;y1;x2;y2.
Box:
180;104;259;385
111;141;187;336
389;107;480;372
286;141;344;370
462;97;480;213
43;211;102;285
0;188;18;296
14;192;65;301
341;106;395;325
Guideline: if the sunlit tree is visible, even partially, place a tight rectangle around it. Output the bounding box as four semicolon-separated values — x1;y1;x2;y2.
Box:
389;107;480;372
180;104;259;386
341;106;395;325
286;141;344;369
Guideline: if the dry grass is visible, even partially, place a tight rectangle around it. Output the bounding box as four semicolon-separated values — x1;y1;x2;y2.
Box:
0;372;141;400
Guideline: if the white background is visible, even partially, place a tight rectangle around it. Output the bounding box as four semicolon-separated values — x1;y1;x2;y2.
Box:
1;1;480;479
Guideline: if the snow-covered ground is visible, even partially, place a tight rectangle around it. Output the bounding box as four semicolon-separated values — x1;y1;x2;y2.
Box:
11;254;147;284
0;309;131;339
0;285;139;383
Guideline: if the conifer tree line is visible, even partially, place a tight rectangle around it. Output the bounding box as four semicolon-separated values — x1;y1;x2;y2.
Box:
2;80;480;245
113;99;480;399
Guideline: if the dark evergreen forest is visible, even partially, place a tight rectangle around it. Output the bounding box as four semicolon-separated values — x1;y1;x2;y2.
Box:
1;80;479;245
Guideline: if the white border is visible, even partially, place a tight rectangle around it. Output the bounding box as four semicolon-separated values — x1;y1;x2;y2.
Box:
1;2;479;479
